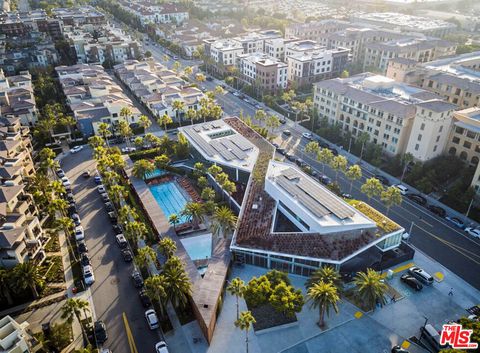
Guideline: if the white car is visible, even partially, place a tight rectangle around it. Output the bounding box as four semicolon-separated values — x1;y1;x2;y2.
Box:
302;132;313;140
83;265;95;285
155;341;169;353
121;147;137;153
74;226;85;241
145;309;159;330
465;227;480;239
232;91;240;97
97;185;106;194
70;145;84;154
61;177;71;187
393;184;409;195
116;234;128;248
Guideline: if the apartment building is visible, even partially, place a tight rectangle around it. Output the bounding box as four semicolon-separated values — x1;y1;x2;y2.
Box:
64;25;141;65
386;51;480;110
114;60;205;123
364;37;456;73
351;12;456;38
284;19;350;44
51;6;106;27
446;107;480;166
0;70;38;126
313;73;456;161
237;53;288;93
0;316;36;352
286;40;350;88
117;0;189;26
204;38;244;73
232;30;283;54
56;64;141;137
0;9;63;39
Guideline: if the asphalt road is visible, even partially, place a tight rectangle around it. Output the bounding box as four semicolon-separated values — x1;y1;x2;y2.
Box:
60;147;161;353
273;129;480;290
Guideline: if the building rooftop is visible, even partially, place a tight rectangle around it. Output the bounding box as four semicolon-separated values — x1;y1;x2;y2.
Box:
352;12;456;31
179;120;259;172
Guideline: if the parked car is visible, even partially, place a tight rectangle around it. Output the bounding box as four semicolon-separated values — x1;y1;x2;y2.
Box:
68;205;77;216
329;148;338;156
374;174;390;186
101;193;110;203
283;130;292;136
70;145;84;154
132;270;144;288
445;216;465;229
139;289;152;307
285;153;296;162
319;142;330;149
295;158;306;167
97;185;106;194
56;169;65;178
113;224;123;235
406;193;427;206
319;175;332;185
145;309;159;330
94;175;102;184
277;148;286;155
121;249;133;262
105;202;115;212
94;320;108;343
254;103;262;109
77;240;88;254
302;132;313;140
341;193;352;199
74;226;85;241
116;234;128;248
82;170;91;178
408;266;434;285
272;142;279;148
66;193;75;203
61;176;71;187
232;91;240;97
393;184;409;195
427;205;446;218
391;346;409;353
108;211;117;223
205;76;213;81
121;147;137;153
465;227;480;239
71;213;81;227
155;341;169;353
83;265;95;285
80;253;91;267
279;118;287;124
400;273;423;291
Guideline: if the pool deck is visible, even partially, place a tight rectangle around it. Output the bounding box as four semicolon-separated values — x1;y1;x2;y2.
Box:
124;157;230;344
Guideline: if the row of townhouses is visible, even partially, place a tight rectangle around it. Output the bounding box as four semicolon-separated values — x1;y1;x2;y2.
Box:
0;70;46;268
55;64;141;137
116;0;189;26
114;59;205;122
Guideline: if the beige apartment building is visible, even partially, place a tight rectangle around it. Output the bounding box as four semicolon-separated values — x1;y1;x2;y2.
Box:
314;73;456;162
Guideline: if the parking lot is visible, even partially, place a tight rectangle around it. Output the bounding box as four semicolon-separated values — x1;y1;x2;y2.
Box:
60;147;162;353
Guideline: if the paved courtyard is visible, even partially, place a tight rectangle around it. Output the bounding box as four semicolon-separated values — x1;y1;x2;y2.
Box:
163;247;480;353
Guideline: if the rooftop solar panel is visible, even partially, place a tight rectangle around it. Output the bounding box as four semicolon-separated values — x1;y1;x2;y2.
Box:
230;134;253;151
282;168;299;180
220;139;247;160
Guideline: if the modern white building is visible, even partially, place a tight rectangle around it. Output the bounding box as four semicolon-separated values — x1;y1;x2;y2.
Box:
0;316;34;353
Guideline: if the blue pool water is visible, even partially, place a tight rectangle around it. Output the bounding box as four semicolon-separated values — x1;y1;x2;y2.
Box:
144;168;166;180
149;181;191;223
180;233;212;261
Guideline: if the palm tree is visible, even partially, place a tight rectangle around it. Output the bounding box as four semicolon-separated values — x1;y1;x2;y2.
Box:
108;184;127;206
306;266;342;290
345;165;362;193
125;221;148;243
61;298;90;340
265;115;280;134
59;115;77;140
380;186;402;216
97;122;112;147
254;110;267;126
168;214;180;232
308;281;340;328
330;155;348;182
158;237;177;259
360;177;384;203
172;100;185;126
117;120;133;147
12;262;43;299
181;202;205;229
353;268;388;311
120;107;133;123
201;187;215;201
135;246;157;269
0;269;14;305
235;311;256;353
132;159;155;179
195;73;206;82
144;275;167;316
183;66;193;76
400;152;414;182
211;206;237;243
158;113;173;131
89;135;105;149
317;148;334;173
227;277;246;320
305;141;320;156
163;257;192;308
186;108;197;125
119;205;138;224
139;115;151;133
154;154;170;170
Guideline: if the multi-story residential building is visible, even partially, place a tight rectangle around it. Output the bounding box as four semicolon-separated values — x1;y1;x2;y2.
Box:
65;26;141;65
0;316;37;352
363;37;456;73
264;37;298;61
284;19;350;43
351;12;457;38
51;6;106;28
203;38;244;73
56;64;141;137
232;30;283;54
313;73;456;161
237;53;288;93
0;70;38;126
386;51;480;110
446;107;480;169
114;60;205;123
117;0;189;26
286;41;350;88
0;9;63;39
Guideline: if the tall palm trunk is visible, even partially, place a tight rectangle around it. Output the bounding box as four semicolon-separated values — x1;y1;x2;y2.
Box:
245;329;249;353
319;305;325;327
30;283;39;299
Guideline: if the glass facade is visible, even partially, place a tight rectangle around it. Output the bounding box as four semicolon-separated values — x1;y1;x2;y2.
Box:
376;231;402;251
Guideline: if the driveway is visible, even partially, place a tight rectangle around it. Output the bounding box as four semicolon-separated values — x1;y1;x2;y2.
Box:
60;147;162;353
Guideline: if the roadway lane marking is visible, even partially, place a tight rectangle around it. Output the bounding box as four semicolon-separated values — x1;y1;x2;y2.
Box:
123;312;139;353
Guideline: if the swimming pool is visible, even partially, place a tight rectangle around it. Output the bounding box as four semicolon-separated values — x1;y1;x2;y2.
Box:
149;181;191;223
144;168;166;180
180;233;212;261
